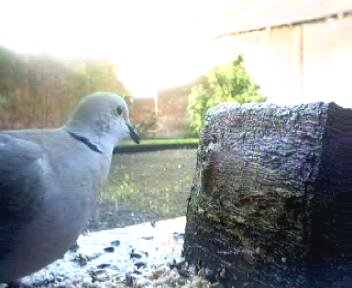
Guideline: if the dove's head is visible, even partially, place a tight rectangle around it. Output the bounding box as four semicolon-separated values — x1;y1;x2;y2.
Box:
66;92;140;152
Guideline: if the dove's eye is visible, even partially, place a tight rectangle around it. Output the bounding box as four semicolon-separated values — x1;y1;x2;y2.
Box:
116;106;123;115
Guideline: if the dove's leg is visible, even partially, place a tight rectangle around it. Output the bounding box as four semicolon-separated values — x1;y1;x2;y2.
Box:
7;280;32;288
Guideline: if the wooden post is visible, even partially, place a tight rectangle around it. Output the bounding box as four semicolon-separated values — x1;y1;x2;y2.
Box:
184;102;352;288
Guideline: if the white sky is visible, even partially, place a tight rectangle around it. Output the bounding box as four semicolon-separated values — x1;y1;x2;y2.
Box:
0;0;236;98
2;0;350;105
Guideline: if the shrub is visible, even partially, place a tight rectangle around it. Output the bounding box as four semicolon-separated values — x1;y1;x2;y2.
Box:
187;55;266;135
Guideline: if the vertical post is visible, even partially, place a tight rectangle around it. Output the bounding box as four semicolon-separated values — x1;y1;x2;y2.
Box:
153;93;158;116
299;24;304;102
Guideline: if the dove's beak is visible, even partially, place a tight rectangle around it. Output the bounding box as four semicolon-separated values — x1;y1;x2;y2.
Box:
127;123;140;144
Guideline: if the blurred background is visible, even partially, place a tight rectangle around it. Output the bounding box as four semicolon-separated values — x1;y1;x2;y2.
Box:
0;0;351;229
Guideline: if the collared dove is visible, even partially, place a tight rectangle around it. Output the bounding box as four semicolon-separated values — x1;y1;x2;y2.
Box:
0;92;140;285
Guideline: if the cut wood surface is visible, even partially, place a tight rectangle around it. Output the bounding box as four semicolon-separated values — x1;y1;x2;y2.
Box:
184;102;352;288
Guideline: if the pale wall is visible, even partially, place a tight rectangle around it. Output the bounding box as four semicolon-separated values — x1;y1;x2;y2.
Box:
217;16;352;108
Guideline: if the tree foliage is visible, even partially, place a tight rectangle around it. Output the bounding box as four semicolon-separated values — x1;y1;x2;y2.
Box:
0;46;131;129
187;56;266;135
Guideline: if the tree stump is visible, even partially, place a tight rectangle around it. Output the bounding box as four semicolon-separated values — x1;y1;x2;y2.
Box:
184;102;352;288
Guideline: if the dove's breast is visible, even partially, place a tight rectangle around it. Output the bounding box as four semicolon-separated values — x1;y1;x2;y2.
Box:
0;129;112;282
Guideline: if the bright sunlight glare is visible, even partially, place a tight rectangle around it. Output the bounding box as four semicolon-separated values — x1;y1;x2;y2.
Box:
2;0;351;106
0;0;236;98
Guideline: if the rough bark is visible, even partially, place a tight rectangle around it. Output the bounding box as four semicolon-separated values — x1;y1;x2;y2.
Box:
184;102;352;288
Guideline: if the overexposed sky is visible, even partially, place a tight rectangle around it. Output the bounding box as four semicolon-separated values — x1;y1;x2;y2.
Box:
0;0;236;98
2;0;350;104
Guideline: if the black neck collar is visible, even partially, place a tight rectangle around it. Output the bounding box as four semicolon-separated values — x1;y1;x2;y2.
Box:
66;130;103;154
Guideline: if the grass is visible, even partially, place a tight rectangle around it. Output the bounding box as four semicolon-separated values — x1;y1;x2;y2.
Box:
118;138;199;147
90;149;198;230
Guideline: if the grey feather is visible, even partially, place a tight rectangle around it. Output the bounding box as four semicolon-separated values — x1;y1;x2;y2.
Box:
0;134;45;258
0;92;139;283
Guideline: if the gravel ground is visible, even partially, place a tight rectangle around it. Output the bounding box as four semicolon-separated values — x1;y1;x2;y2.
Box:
17;218;217;288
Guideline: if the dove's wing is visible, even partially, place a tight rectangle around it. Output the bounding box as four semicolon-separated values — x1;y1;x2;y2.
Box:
0;133;47;259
